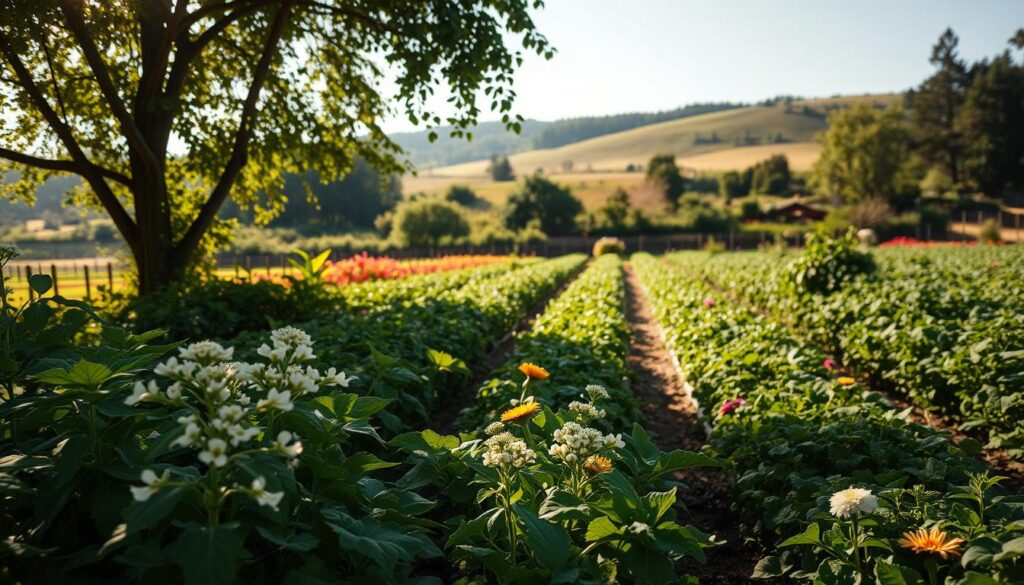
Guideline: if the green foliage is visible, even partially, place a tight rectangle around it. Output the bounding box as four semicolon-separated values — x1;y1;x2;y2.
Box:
977;219;1002;243
505;174;583;236
912;28;968;187
0;1;550;290
749;154;791;195
592;237;626;257
740;199;763;221
488;155;516;182
599;188;632;231
786;230;877;295
813;104;920;204
645;154;686;208
390;198;470;247
445;184;482;207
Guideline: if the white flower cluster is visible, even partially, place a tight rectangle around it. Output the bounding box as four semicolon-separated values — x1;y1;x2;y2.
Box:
127;327;349;512
585;384;610;400
485;421;506;435
482;432;537;469
829;487;878;519
0;242;20;265
548;422;624;464
568;400;605;422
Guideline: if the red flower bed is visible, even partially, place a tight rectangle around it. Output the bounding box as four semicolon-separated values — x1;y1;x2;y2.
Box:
320;253;508;285
879;237;981;248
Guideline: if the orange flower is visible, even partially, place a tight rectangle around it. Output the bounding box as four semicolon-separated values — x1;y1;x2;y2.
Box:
837;376;857;386
899;527;964;559
518;362;550;380
583;454;612;474
501;402;542;423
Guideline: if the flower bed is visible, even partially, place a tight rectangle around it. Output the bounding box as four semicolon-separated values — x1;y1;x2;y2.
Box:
321;252;510;284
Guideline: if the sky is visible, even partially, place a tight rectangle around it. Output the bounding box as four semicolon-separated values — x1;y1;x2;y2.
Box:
380;0;1024;133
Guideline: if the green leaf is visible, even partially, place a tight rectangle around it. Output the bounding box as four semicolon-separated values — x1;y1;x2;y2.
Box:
585;516;621;542
652;450;721;477
779;523;820;547
34;359;113;388
29;273;52;295
874;560;921;585
255;527;319;552
513;504;571;571
171;524;245;585
124;487;186;535
322;507;441;572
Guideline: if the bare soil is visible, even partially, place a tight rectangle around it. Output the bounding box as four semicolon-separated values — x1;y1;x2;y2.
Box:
622;264;772;585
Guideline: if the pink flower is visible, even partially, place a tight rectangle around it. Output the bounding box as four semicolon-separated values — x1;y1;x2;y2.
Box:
823;358;837;371
719;397;745;416
357;309;368;316
703;297;715;308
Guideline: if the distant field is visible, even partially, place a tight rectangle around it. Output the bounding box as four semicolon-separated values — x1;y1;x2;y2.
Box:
676;143;821;172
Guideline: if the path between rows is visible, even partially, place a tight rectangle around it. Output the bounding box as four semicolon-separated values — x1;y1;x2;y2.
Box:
622;264;770;585
432;263;588;435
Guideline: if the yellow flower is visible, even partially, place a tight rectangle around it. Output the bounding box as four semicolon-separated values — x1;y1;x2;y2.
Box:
501;402;542;423
583;454;612;474
899;527;964;559
837;376;857;386
518;362;550;380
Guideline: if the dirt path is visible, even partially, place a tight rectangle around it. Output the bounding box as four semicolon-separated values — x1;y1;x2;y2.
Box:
432;264;587;435
622;264;770;585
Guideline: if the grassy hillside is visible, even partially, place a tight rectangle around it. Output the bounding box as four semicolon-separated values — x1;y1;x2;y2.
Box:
420;93;900;177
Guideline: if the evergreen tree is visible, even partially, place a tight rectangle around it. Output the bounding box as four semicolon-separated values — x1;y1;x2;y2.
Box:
912;28;968;185
959;52;1024;197
488;155;515;181
645;153;686;208
505;174;582;236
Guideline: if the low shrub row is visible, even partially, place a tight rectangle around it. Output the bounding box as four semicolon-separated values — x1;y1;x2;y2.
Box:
633;252;1024;584
668;242;1024;457
459;254;637;429
392;255;719;583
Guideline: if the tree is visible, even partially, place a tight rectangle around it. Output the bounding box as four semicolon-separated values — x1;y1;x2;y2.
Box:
505;174;582;236
598;188;630;231
749;154;790;195
445;185;481;207
959;52;1024;197
391;198;469;247
912;28;967;185
262;159;401;228
488;155;515;182
813;104;918;203
0;1;550;292
719;171;747;200
645;153;685;208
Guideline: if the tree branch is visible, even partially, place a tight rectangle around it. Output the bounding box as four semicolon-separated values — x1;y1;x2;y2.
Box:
59;0;163;175
174;0;294;264
0;147;132;186
0;31;138;246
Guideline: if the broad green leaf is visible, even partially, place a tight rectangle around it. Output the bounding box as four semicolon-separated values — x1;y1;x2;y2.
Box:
513;504;571;571
29;274;52;295
171;524;245;585
779;523;820;547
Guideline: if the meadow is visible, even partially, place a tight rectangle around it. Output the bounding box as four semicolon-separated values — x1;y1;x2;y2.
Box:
2;234;1021;585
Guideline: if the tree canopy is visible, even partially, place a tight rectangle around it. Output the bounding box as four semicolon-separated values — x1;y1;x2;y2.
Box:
505;174;581;236
0;0;550;291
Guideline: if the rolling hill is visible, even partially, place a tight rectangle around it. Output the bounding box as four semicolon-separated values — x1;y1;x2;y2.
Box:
414;93;902;177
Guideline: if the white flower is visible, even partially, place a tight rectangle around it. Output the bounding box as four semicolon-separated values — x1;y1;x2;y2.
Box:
198;438;229;467
569;401;605;421
603;433;625;449
124;380;160;405
172;422;204;448
218;404;244;422
270;326;312;348
179;340;234;364
228;424;260;446
258;388;294;411
485;421;506;435
291;344;315;362
249;476;284;511
287;367;317;395
257;343;288;363
321;367;355;388
548;422;621;463
829;488;878;519
176;413;197;426
130;469;169;502
165;382;183;400
482;432;536;469
585;384;610;400
275;431;303;457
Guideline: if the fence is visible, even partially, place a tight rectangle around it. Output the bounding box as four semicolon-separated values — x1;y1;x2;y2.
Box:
4;259;122;303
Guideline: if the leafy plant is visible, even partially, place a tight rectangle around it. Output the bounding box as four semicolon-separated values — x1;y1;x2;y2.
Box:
786;229;876;295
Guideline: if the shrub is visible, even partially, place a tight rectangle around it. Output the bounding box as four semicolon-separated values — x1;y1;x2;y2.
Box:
978;218;1002;243
592;236;625;257
390;198;470;247
505;174;582;236
786;229;876;295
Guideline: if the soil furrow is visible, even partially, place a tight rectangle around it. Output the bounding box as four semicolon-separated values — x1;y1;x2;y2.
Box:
622;264;769;585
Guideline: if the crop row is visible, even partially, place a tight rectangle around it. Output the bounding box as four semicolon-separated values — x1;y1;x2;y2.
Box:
391;254;719;584
233;254;588;432
633;253;1024;584
459;253;637;429
666;244;1024;458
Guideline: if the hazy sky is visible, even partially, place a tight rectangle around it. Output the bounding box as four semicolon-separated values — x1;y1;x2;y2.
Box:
381;0;1024;133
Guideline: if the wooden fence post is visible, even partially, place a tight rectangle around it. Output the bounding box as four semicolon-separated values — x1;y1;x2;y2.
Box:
50;264;58;296
107;263;114;290
84;265;92;301
26;266;34;302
